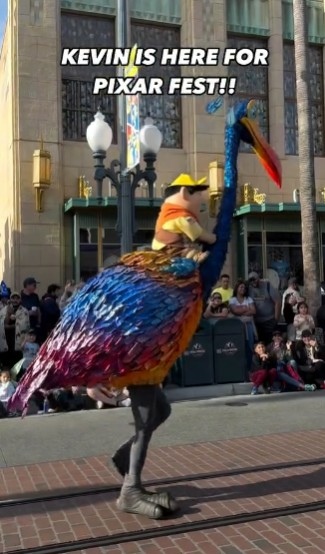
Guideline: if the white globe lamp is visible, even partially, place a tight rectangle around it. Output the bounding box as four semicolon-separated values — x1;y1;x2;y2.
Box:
86;110;113;153
139;117;162;155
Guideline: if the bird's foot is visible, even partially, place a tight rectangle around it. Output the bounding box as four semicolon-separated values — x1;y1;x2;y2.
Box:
116;488;164;519
142;490;179;514
112;455;179;516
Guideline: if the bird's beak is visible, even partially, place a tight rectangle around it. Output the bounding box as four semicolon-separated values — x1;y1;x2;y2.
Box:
240;116;282;189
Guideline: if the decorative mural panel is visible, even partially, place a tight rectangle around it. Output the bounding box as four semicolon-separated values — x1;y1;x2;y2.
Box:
202;0;215;41
227;0;269;36
30;0;44;25
61;0;181;24
283;43;324;156
131;22;182;148
282;0;325;44
130;0;181;24
227;36;269;153
61;0;116;16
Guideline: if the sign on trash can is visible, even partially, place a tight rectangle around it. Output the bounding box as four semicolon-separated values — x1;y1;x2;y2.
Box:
212;319;246;383
171;321;214;387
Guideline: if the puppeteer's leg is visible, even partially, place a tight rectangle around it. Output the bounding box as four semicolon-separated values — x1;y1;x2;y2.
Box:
115;385;177;518
112;385;171;475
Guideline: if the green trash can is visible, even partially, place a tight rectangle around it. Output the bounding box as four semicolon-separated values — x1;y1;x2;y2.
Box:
171;319;214;387
212;318;246;383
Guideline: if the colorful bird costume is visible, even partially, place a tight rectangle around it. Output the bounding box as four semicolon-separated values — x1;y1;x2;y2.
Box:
8;99;282;519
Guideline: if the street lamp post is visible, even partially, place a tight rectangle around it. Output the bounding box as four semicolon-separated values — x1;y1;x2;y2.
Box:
86;110;162;255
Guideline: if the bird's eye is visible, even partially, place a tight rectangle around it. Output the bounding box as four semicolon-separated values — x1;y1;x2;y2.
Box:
247;103;258;120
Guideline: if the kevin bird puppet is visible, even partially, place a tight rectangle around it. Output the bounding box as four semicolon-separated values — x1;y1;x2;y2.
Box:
9;99;282;519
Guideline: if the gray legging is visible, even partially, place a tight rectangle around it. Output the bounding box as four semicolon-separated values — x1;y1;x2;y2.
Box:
114;385;171;485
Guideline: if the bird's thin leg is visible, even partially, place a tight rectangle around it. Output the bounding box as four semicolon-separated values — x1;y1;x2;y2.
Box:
114;385;178;515
112;385;170;475
116;385;164;518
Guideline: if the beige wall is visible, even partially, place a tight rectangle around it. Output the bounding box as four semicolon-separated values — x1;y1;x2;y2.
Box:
0;19;15;287
1;0;325;292
11;0;64;293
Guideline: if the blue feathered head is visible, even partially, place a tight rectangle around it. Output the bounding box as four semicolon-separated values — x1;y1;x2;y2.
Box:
206;97;282;188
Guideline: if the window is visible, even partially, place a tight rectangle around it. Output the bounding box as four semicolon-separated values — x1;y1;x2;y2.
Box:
79;227;154;279
247;231;263;277
283;43;324;156
61;12;117;142
131;21;182;148
266;232;303;290
79;228;98;280
227;35;269;153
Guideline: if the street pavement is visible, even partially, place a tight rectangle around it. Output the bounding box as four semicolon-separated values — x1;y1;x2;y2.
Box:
2;391;325;553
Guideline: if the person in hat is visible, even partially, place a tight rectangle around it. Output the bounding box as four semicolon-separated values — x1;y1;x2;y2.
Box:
281;277;305;317
20;278;41;334
0;292;30;369
152;174;216;257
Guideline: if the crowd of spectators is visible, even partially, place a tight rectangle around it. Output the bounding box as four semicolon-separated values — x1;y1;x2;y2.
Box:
2;270;325;417
204;272;325;395
0;277;130;418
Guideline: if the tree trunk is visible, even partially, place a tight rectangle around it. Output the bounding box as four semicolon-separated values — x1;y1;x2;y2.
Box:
293;0;320;317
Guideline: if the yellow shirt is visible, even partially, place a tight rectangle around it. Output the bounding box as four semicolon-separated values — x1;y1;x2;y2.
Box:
152;216;203;251
212;287;233;303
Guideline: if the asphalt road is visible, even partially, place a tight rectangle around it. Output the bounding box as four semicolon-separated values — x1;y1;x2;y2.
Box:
1;391;325;467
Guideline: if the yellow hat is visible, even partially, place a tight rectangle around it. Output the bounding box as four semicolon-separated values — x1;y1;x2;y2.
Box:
168;173;208;189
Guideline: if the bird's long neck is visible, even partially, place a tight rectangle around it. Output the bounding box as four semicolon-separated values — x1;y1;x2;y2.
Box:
200;124;241;297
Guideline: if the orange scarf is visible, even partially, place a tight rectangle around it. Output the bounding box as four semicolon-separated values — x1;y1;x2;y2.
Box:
155;203;198;231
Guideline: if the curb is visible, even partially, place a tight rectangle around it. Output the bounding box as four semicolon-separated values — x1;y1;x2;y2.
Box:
165;382;252;402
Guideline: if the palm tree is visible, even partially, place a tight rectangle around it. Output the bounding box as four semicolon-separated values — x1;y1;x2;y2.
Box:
293;0;321;316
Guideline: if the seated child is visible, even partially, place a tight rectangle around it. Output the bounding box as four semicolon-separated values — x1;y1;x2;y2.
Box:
250;342;278;395
0;369;17;417
18;329;40;381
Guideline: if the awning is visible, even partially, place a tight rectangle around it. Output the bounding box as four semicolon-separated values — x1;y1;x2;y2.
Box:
234;202;325;217
64;197;163;213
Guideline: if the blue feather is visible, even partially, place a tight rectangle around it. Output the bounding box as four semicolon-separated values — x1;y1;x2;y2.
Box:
161;258;197;278
206;96;223;114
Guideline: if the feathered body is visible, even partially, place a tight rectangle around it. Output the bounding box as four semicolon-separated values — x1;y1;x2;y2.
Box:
8;99;281;415
10;250;202;413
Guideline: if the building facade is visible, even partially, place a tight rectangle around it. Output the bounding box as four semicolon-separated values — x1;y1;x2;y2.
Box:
0;0;324;294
